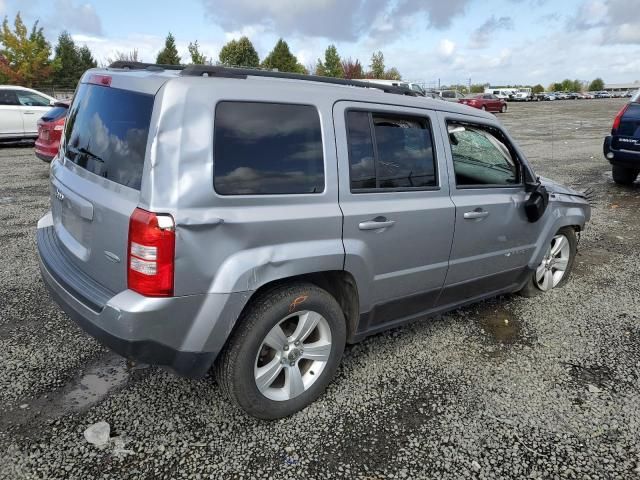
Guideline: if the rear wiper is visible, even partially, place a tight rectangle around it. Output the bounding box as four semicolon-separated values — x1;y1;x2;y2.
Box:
78;147;104;163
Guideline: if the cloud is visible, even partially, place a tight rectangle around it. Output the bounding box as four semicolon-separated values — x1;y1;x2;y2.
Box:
49;0;103;35
199;0;470;42
569;0;640;44
437;39;456;59
469;16;514;49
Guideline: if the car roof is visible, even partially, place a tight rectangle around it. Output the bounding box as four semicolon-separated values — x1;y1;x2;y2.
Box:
86;67;496;121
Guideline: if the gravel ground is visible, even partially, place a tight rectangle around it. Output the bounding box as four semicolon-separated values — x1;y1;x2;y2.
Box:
1;98;639;479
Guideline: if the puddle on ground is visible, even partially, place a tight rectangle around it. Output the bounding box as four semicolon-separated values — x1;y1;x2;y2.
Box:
62;354;130;409
1;353;142;431
477;306;521;345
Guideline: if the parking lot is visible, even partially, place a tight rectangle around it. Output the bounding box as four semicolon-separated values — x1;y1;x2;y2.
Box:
0;98;639;479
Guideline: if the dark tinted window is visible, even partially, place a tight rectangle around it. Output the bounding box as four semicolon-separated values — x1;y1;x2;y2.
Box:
63;83;153;190
447;122;519;187
214;102;324;195
346;111;376;189
42;105;68;122
346;110;437;191
0;90;19;106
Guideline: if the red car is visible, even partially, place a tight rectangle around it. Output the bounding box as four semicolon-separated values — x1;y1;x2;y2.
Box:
35;101;69;162
459;94;507;113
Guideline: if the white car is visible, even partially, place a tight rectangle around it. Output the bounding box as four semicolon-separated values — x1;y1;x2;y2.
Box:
0;86;56;141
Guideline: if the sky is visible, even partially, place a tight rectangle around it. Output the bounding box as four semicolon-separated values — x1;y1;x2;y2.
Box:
2;0;640;87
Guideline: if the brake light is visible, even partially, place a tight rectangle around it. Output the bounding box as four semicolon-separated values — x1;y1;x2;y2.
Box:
128;208;175;297
88;74;112;86
612;104;629;132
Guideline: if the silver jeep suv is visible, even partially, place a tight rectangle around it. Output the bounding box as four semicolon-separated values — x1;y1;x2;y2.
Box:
37;63;590;419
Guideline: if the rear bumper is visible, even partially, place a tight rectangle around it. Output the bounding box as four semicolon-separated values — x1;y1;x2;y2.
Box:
34;140;59;162
37;213;250;377
604;135;640;168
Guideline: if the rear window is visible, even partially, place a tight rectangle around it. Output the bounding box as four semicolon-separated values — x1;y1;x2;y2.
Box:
42;105;68;122
63;83;154;190
214;101;324;195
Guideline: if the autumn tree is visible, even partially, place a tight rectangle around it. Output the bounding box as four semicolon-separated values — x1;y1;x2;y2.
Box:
0;13;52;86
219;36;259;67
261;38;305;73
188;40;207;64
341;58;364;79
156;32;180;65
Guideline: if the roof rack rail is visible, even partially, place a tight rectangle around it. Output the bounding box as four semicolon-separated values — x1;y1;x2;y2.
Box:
108;61;186;71
180;65;419;97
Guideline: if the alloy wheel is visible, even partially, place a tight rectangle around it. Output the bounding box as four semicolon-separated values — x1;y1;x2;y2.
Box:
254;310;332;401
535;234;571;291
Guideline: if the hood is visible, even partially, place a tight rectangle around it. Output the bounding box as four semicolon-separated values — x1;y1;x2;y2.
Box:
538;176;584;197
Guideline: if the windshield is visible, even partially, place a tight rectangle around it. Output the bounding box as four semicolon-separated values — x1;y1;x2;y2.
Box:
632;90;640;102
63;83;154;190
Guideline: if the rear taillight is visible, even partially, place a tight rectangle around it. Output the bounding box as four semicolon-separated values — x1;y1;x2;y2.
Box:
612;104;629;132
128;208;175;297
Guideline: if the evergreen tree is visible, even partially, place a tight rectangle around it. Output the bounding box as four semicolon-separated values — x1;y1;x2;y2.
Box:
219;36;259;67
318;44;342;78
156;32;180;65
369;51;385;78
261;39;305;73
52;31;80;86
188;40;207;64
77;45;97;71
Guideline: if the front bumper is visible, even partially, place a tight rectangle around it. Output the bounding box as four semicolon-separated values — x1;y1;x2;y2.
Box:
604;135;640;168
37;214;250;377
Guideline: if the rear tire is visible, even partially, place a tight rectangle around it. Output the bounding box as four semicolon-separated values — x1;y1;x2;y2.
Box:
519;227;577;298
215;282;346;419
612;165;639;185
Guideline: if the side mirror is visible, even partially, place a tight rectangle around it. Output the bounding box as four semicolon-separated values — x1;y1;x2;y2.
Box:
524;182;549;223
50;99;55;106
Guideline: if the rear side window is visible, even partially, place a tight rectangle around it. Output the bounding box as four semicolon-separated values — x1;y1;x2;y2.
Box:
0;89;19;106
42;105;68;122
214;102;324;195
346;110;437;191
63;83;153;190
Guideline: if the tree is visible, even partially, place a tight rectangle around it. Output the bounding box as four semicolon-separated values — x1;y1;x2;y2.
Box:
384;67;401;80
550;82;564;92
156;32;180;65
105;49;139;66
341;58;363;79
532;84;544;94
470;83;488;93
588;77;604;91
188;40;207;64
369;51;385;78
77;45;97;71
317;44;342;78
261;38;305;73
51;31;80;86
219;36;259;68
0;13;52;86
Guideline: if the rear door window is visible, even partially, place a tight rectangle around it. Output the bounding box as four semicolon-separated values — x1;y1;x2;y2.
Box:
0;90;19;106
214;101;324;195
63;83;154;190
346;110;437;191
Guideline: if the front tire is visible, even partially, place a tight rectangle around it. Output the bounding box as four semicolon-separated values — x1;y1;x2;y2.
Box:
500;104;508;113
612;165;639;185
216;282;346;419
519;227;577;298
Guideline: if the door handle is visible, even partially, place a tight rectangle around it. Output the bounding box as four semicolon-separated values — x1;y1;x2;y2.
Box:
359;217;395;230
463;210;489;220
23;111;36;115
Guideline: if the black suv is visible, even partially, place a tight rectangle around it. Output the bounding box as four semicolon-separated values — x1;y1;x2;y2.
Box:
604;90;640;185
